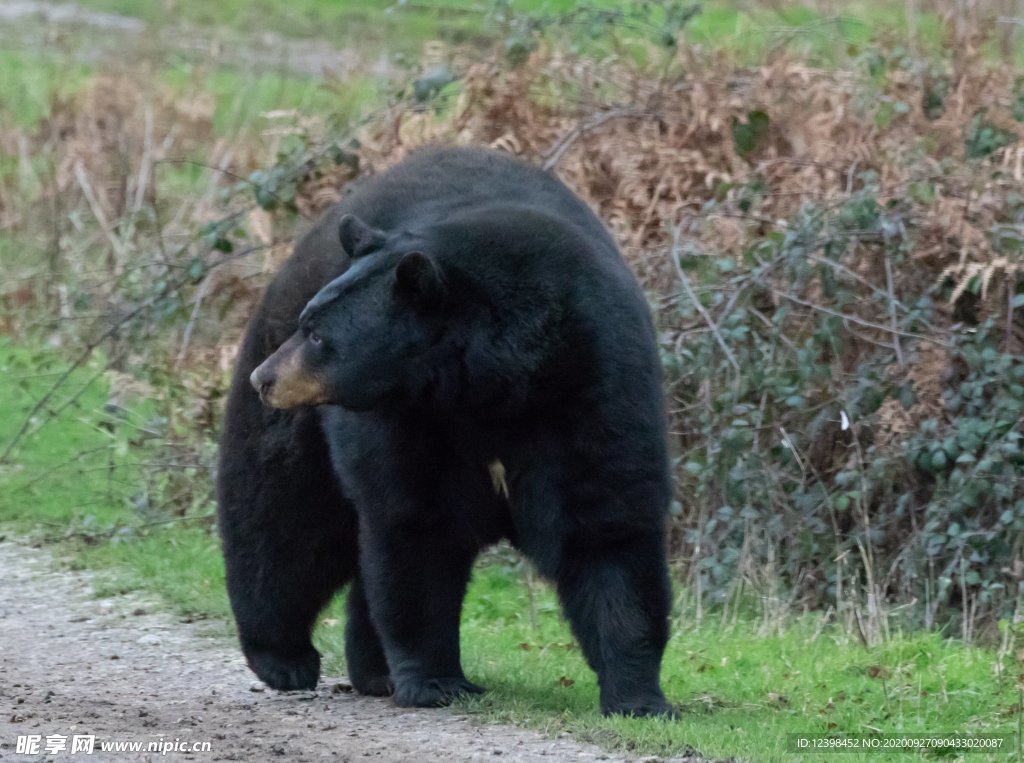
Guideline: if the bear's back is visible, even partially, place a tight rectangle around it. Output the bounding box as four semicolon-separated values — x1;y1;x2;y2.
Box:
250;146;615;355
342;147;611;248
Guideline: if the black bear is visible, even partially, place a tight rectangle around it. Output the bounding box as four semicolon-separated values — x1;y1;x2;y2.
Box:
217;146;674;717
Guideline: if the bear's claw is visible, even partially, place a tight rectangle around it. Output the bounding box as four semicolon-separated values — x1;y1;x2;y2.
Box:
351;674;394;697
393;676;486;708
246;646;320;691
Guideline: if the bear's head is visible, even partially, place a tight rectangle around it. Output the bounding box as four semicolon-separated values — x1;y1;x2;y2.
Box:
250;213;458;412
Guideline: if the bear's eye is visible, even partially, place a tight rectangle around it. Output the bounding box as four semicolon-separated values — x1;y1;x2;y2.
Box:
308;331;322;346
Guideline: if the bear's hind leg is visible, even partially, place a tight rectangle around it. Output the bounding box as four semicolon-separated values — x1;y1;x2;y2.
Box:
556;532;675;718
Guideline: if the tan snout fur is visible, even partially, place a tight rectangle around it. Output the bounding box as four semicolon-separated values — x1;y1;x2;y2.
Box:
252;335;329;409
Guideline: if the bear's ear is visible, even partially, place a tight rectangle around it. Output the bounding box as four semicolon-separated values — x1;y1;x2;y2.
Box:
394;252;445;307
338;214;385;258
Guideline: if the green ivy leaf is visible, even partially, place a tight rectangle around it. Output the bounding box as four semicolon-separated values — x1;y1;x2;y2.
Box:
731;111;770;158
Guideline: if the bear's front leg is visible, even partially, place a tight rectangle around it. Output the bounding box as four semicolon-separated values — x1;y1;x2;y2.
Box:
358;518;484;707
345;574;393;696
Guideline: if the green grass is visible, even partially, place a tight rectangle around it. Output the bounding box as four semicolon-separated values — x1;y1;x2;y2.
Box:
453;572;1019;761
0;342;1018;762
77;527;232;623
0;50;93;127
0;342;140;528
58;0;485;53
66;0;1021;67
160;64;381;136
0;0;1015;140
0;47;377;138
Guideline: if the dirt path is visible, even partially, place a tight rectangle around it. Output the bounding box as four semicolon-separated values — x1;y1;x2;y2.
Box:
0;542;705;762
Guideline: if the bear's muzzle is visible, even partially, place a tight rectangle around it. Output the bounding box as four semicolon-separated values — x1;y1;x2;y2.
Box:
250;333;329;409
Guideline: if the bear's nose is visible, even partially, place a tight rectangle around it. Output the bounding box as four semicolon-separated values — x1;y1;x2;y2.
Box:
250;365;272;399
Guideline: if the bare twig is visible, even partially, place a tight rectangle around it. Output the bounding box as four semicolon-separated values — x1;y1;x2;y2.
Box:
845;160;859;195
772;290;952;348
175;271;215;369
42;513;216;544
132;105;154;213
12;445;112;493
73;161;124;271
0;307;142;464
1007;275;1017;354
807;254;910;313
1;236;273;464
670;221;741;374
542;107;647;171
156;157;311;222
749;306;798;351
883;249;904;369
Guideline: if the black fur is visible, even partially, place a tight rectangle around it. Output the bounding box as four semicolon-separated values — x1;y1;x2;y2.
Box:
217;146;674;716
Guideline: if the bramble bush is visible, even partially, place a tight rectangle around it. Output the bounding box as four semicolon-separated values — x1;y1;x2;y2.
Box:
663;177;1024;640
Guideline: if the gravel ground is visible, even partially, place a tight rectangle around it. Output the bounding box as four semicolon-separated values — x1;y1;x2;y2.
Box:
0;541;707;763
